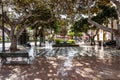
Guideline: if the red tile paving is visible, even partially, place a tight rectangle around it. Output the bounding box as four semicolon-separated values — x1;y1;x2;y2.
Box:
0;55;120;80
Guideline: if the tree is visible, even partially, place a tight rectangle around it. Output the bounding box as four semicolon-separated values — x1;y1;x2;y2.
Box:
88;0;120;49
73;17;99;45
0;0;54;51
27;5;55;46
73;2;118;45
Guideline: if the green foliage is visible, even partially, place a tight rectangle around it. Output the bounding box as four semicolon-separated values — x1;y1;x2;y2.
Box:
68;31;74;36
98;5;118;19
74;32;83;36
27;6;52;27
92;5;118;25
55;38;75;44
47;19;60;34
31;6;52;21
55;38;63;44
67;39;75;44
73;18;90;33
68;31;82;37
53;25;61;33
73;4;118;34
92;13;104;24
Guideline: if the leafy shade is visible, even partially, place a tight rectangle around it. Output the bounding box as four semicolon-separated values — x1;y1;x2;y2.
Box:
32;6;52;21
98;5;118;19
92;5;118;24
73;18;91;33
26;6;52;26
73;5;118;33
68;31;83;37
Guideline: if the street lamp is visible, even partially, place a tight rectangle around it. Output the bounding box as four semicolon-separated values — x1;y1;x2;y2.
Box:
0;0;8;52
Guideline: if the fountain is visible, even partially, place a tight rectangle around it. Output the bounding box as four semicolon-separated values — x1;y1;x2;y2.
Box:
44;40;53;57
57;48;78;78
26;47;36;62
45;40;53;49
98;41;105;59
28;47;35;57
100;41;104;51
64;50;78;67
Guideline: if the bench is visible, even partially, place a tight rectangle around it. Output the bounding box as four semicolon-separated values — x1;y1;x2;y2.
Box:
0;52;31;64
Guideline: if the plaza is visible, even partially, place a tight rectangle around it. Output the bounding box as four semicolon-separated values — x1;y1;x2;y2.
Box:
0;0;120;80
0;42;120;80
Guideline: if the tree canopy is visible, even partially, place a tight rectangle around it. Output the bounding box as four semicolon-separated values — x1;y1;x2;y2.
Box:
1;0;120;50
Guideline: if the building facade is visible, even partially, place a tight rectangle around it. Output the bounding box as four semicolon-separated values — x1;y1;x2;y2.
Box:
95;20;117;42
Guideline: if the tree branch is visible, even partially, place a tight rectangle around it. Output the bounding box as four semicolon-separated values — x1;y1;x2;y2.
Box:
93;28;99;38
88;19;114;33
16;23;31;39
0;25;10;37
4;14;14;28
16;14;32;25
85;32;90;38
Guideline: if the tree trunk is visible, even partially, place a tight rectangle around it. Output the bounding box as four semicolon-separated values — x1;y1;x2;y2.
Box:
39;36;43;47
111;18;114;40
85;31;97;46
34;36;37;46
42;28;45;43
90;37;95;45
10;35;18;52
115;35;120;49
87;0;120;49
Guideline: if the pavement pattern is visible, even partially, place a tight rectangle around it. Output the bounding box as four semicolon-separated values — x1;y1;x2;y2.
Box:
0;46;120;80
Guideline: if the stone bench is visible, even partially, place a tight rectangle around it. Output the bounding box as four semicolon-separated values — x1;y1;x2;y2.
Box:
0;52;31;64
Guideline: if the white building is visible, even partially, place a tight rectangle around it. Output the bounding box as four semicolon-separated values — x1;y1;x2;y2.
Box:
95;20;117;41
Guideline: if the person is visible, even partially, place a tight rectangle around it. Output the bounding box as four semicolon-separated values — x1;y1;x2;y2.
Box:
103;39;111;47
26;42;31;47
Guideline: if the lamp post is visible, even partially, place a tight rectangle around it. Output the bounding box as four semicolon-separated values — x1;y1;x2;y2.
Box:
0;0;8;52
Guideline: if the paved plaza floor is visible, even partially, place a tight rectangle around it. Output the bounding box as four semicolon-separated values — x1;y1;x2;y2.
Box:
0;43;120;80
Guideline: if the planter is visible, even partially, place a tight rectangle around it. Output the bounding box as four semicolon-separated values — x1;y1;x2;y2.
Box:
52;44;79;47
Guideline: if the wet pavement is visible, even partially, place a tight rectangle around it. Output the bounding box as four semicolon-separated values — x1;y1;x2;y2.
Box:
0;45;120;80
